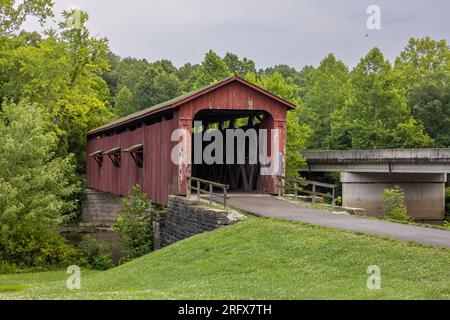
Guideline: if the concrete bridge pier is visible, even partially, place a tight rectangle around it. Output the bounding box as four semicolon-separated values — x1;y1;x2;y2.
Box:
341;172;447;221
301;149;450;221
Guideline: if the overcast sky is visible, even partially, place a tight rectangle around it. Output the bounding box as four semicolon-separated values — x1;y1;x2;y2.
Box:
24;0;450;70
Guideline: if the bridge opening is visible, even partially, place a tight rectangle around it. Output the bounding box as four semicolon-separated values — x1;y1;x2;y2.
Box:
191;110;273;192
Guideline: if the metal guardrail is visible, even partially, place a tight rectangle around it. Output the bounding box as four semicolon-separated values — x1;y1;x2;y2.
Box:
186;176;230;208
276;176;337;205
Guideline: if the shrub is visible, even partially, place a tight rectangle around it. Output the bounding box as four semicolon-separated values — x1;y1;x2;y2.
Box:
0;262;19;274
113;185;153;262
444;221;450;230
0;101;79;267
76;235;113;270
382;185;411;222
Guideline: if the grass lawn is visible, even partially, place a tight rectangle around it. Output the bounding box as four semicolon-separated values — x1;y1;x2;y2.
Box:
1;216;449;300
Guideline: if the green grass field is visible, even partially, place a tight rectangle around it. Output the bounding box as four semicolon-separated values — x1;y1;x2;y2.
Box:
1;216;449;300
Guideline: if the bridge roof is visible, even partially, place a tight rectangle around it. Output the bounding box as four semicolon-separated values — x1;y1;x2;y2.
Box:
87;76;296;136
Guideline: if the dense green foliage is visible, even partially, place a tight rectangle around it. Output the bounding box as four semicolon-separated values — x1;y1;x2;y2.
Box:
0;0;54;36
408;72;450;147
0;12;113;170
299;54;351;149
113;186;153;262
76;235;113;271
382;186;411;222
0;101;78;267
1;216;449;299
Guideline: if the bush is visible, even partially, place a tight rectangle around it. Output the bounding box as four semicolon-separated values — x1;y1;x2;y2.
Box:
0;101;79;267
382;185;411;222
113;185;153;262
76;235;113;270
444;221;450;230
0;262;20;274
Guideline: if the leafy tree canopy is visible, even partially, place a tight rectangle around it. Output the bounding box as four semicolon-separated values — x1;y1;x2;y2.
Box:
194;50;232;89
0;11;113;170
0;100;78;266
335;48;432;149
395;37;450;90
300;54;351;149
0;0;54;36
408;71;450;147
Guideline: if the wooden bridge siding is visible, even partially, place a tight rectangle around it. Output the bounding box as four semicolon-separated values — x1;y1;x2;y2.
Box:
86;120;177;205
86;127;144;197
177;81;288;194
118;128;144;197
86;137;102;191
142;116;179;205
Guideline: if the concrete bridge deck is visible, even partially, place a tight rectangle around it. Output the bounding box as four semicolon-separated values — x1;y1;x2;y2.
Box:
301;148;450;173
226;194;450;249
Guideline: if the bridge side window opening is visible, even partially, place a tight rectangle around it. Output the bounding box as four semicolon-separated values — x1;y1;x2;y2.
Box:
104;147;121;167
123;144;144;168
88;150;104;167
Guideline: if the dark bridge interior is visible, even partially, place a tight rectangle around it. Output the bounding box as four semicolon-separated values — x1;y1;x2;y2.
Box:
192;110;271;191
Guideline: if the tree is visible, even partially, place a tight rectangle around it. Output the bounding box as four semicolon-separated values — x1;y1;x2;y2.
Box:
300;54;351;149
0;101;78;267
408;72;450;147
336;48;432;149
395;38;450;147
395;37;450;91
194;50;232;88
104;57;151;98
0;0;54;35
223;52;256;77
245;72;310;178
178;62;201;93
0;13;113;170
114;185;153;262
58;9;110;85
114;86;138;117
382;186;411;222
135;65;182;109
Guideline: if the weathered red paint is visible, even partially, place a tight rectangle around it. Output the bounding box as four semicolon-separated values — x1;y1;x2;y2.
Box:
86;77;292;205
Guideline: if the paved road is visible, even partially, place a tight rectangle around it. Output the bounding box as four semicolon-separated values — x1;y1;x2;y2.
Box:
227;194;450;249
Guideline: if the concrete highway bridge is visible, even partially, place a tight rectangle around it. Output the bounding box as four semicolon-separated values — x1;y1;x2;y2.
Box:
301;149;450;221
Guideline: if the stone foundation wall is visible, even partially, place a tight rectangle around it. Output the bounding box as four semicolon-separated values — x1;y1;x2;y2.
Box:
81;189;244;250
81;188;124;227
154;195;243;249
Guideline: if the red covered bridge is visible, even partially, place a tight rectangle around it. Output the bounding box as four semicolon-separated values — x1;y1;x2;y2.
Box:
86;76;295;205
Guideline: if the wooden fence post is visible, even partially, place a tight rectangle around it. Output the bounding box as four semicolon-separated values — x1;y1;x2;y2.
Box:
197;180;200;201
209;184;213;205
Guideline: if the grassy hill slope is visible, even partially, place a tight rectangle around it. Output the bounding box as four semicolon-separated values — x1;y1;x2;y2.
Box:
1;216;449;299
